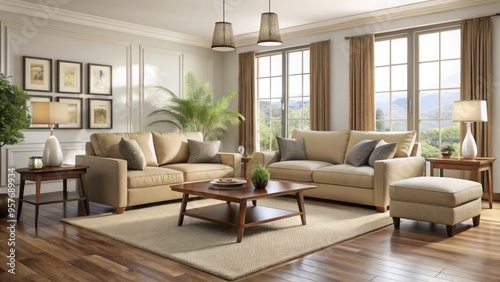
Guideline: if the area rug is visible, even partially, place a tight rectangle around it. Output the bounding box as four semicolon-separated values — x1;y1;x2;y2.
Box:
62;198;392;280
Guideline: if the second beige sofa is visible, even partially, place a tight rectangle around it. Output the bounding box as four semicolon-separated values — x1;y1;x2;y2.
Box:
254;130;426;212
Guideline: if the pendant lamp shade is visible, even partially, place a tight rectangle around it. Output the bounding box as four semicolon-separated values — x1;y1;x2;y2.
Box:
211;22;235;51
211;0;235;51
257;0;282;46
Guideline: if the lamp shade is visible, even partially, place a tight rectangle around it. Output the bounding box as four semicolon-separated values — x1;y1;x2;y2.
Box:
31;102;69;124
257;12;282;46
452;100;487;122
211;21;235;51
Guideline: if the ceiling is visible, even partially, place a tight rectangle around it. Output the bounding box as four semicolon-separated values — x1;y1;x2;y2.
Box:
11;0;493;47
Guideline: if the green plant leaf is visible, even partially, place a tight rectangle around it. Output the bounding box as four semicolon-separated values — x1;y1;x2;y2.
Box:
147;72;245;140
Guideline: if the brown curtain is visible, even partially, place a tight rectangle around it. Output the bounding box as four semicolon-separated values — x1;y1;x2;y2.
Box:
238;51;256;153
310;40;330;131
349;34;375;130
461;17;492;157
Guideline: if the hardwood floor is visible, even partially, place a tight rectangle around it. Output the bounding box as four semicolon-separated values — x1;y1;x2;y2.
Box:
1;199;500;281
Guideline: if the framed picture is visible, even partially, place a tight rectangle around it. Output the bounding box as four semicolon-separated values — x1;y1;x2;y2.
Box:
88;98;112;129
23;56;52;92
56;97;83;129
88;63;112;95
27;95;52;129
57;60;82;93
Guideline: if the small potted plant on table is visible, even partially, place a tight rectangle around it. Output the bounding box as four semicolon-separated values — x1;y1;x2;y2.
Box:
441;144;456;159
251;163;270;189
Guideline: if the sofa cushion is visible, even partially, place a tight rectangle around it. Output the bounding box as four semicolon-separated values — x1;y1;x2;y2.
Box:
152;132;203;165
313;164;374;189
127;167;183;189
368;140;397;167
345;140;377;167
90;132;158;166
345;130;416;159
162;163;233;182
277;137;306;161
187;139;221;163
268;160;332;182
118;138;146;170
291;129;350;164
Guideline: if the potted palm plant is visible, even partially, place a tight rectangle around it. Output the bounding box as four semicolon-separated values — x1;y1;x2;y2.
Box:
148;72;244;141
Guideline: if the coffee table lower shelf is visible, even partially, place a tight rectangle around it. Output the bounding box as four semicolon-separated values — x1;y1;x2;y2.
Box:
180;202;304;242
183;203;301;227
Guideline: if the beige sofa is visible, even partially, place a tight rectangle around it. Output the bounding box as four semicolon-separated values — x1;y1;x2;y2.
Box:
253;130;425;212
75;132;241;214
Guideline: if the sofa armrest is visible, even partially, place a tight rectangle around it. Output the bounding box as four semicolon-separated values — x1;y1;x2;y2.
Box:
253;151;280;167
75;155;128;209
218;152;242;177
373;156;425;211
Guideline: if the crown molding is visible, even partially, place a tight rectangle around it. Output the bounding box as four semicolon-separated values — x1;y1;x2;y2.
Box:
235;0;500;47
0;0;211;48
0;0;497;49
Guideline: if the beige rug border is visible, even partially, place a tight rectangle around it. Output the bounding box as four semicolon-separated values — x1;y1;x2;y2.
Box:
62;198;391;280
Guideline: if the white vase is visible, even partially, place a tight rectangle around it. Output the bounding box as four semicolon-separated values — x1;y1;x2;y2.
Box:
461;122;477;159
42;134;63;167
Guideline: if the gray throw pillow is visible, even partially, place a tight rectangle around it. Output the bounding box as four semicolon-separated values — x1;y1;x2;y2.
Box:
187;139;221;163
368;140;398;167
119;138;146;170
277;137;306;161
346;139;378;167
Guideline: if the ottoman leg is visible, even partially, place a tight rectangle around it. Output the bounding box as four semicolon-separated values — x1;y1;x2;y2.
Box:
392;217;400;229
472;215;480;227
446;225;456;237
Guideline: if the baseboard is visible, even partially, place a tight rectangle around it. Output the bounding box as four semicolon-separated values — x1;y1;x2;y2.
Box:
482;192;500;202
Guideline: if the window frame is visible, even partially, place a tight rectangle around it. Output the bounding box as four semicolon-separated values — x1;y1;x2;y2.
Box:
374;22;462;156
255;45;310;151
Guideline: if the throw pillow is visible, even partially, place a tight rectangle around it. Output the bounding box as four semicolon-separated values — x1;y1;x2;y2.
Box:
345;139;378;167
187;139;221;163
368;140;398;167
118;138;147;170
277;137;306;161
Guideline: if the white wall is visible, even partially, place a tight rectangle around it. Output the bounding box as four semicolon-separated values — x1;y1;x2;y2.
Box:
0;9;223;195
226;2;500;192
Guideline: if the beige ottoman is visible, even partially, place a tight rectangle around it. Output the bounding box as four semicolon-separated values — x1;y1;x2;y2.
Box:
390;176;482;237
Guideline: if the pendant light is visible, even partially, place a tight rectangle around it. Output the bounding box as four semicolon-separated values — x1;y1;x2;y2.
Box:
211;0;235;51
257;0;282;46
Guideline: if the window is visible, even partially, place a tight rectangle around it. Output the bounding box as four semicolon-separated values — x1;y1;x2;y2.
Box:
374;24;461;157
256;48;310;151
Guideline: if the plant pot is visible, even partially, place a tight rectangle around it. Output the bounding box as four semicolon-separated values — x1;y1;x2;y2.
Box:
441;152;452;159
252;179;268;189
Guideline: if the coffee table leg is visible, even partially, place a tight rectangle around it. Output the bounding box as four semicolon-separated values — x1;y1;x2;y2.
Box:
237;201;247;243
295;192;306;225
178;193;189;226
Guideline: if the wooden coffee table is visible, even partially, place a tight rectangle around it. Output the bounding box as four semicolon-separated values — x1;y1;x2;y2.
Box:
170;179;316;243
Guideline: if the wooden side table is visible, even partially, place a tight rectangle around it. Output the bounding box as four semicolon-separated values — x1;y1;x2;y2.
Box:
241;156;253;178
16;164;90;228
426;157;496;208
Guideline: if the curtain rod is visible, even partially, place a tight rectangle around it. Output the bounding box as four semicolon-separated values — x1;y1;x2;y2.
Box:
344;12;499;40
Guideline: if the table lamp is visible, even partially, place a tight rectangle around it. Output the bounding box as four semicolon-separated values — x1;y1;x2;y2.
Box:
31;102;69;167
451;100;487;159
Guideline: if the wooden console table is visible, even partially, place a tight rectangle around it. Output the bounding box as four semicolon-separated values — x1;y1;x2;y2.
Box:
16;165;90;228
426;157;496;208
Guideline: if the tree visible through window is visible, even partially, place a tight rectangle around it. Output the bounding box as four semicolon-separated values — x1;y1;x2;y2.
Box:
256;48;310;151
374;25;461;158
